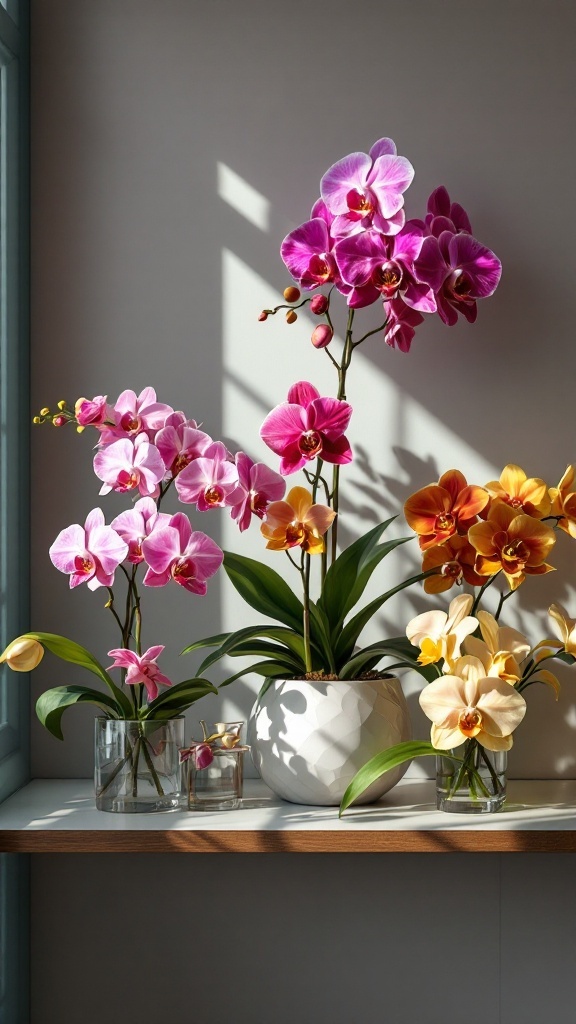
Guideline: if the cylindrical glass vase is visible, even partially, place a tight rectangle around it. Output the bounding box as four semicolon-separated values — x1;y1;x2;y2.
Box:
188;746;248;811
95;717;184;813
436;740;507;814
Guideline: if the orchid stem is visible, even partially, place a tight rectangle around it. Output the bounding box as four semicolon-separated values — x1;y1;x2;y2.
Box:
471;572;501;615
300;551;312;674
495;589;515;621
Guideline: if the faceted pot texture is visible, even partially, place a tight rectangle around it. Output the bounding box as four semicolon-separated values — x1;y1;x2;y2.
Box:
250;676;411;806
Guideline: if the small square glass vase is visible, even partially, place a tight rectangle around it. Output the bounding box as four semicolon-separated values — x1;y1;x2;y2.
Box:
188;746;248;811
436;740;507;814
94;717;184;813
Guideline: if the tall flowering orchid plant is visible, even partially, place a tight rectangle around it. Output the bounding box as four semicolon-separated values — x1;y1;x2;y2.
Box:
185;137;503;687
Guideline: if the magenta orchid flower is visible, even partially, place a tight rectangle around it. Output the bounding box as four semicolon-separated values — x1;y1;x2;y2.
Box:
75;395;112;428
383;298;425;353
94;433;166;498
110;497;170;564
154;412;213;478
260;381;353;476
320;138;414;238
49;508;128;590
425;186;472;238
281;217;341;291
174;441;240;510
414;230;502;326
107;645;172;702
100;387;173;443
229;453;286;532
142;512;224;595
335;223;436;312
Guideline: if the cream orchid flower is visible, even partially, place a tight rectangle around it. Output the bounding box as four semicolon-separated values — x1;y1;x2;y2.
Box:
406;593;478;671
463;610;530;683
419;655;527;751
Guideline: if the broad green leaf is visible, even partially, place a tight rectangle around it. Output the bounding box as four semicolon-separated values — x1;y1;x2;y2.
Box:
25;631;133;717
223;552;304;632
319;519;411;637
308;601;336;672
36;685;122;741
181;632;231;655
339;741;463;816
333;570;435;668
215;639;303;673
338;640;437;681
553;651;576;666
142;678;217;717
197;624;309;676
219;661;293;688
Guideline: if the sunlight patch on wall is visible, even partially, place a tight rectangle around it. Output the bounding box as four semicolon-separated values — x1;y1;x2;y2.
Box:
217;162;270;231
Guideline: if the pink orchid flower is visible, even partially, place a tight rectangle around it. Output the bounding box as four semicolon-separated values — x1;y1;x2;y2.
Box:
142;512;224;594
414;230;502;326
49;508;128;590
174;441;240;511
110;497;171;564
107;645;172;702
94;433;166;498
335;223;436;312
425;186;472;239
383;298;425;353
100;387;173;443
260;381;353;476
75;395;112;428
229;453;286;532
320;138;414;238
154;412;213;478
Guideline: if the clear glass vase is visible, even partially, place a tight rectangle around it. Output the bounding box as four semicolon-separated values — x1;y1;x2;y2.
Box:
436;740;507;813
95;717;184;813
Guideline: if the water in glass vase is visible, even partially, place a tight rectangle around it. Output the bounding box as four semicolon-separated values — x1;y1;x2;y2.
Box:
436;739;507;813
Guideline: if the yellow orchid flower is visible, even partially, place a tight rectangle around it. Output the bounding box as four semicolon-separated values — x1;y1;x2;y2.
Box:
468;500;556;591
261;486;335;555
419;655;527;751
0;637;44;672
464;610;530;683
549;466;576;539
485;464;551;519
406;593;478;671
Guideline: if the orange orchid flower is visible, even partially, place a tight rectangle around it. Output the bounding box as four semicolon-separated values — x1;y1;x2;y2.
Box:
549;466;576;539
261;486;335;555
421;535;485;594
468;500;556;590
404;469;489;551
485;464;551;519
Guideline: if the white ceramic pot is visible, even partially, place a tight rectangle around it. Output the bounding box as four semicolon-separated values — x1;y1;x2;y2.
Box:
250;676;411;806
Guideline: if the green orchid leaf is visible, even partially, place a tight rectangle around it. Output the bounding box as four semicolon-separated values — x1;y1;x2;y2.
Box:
223;553;304;632
552;651;576;665
308;602;336;672
181;632;231;656
219;661;293;688
141;678;217;718
36;685;122;741
197;624;309;676
25;631;133;717
214;639;303;673
339;741;463;816
333;570;436;668
319;519;411;637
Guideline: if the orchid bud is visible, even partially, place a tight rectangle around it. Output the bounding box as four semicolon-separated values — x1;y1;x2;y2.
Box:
52;415;67;427
40;407;50;417
258;311;268;322
285;310;298;324
310;294;329;315
33;416;41;425
283;285;300;303
194;743;214;770
57;400;67;410
311;324;333;349
76;425;85;434
0;637;44;672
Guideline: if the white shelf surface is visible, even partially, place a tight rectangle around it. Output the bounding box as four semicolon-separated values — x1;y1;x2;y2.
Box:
0;778;575;839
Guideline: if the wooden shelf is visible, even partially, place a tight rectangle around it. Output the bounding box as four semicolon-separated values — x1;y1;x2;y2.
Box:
1;778;576;852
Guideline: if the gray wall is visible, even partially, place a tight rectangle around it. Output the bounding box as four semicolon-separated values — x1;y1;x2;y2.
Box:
29;2;576;1022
